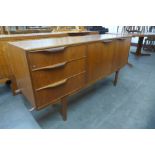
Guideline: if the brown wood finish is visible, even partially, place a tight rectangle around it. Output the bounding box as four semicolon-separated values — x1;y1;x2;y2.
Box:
31;58;86;89
60;96;68;121
128;33;155;57
35;72;85;109
0;33;66;84
131;36;151;56
0;78;9;84
0;31;98;85
7;34;131;120
87;38;131;84
112;38;131;71
8;34;131;51
27;45;86;69
112;32;155;57
87;40;115;83
7;45;36;107
0;41;11;79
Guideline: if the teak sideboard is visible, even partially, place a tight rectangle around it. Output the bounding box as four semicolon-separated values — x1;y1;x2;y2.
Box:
0;31;97;84
7;34;131;120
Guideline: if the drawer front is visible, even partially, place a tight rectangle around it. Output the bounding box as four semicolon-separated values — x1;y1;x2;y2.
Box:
34;73;85;109
27;45;86;69
31;58;86;89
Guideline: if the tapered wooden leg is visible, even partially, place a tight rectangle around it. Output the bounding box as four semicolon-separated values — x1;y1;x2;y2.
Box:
10;75;19;95
60;96;68;121
113;70;119;86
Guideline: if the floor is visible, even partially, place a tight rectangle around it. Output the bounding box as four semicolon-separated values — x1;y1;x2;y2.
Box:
0;46;155;129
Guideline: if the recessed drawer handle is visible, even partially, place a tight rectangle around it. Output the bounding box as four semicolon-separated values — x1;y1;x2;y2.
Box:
102;40;113;43
117;38;126;41
32;61;67;71
31;46;66;53
36;78;68;91
43;47;66;53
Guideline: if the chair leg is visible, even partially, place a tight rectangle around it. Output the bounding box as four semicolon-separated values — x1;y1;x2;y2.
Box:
60;96;68;121
113;70;119;86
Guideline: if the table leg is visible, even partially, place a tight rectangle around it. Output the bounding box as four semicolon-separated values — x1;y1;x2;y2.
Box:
131;36;151;56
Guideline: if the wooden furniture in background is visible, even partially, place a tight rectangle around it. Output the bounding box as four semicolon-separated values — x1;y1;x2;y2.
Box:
7;34;131;120
131;33;155;56
0;32;67;86
0;31;98;87
117;26;155;57
0;26;54;34
0;27;5;34
143;36;155;52
143;27;155;52
52;26;86;32
2;26;86;34
0;26;9;34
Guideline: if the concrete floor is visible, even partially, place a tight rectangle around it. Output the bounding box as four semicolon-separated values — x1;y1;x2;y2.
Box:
0;46;155;129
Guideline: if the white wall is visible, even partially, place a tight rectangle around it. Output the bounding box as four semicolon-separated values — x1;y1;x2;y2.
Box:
107;26;118;33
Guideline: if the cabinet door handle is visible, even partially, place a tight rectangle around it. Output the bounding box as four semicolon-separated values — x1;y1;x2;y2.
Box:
36;78;68;91
117;38;126;41
32;61;67;71
31;46;66;53
44;47;66;53
102;40;113;43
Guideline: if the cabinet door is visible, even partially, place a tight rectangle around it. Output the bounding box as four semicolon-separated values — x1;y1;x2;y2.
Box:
87;41;115;83
112;38;131;71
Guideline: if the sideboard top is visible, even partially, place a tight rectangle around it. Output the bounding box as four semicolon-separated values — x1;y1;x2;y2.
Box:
8;34;132;51
0;32;64;40
0;31;97;41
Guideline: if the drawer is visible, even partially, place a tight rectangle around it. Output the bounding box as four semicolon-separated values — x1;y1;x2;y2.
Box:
27;45;86;69
31;58;86;89
34;72;85;109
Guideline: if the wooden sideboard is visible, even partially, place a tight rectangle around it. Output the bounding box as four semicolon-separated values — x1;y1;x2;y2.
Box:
7;34;131;120
0;31;98;85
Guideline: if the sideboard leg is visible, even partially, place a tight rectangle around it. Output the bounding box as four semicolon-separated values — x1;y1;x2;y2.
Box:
60;96;68;121
113;70;119;86
10;75;19;95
